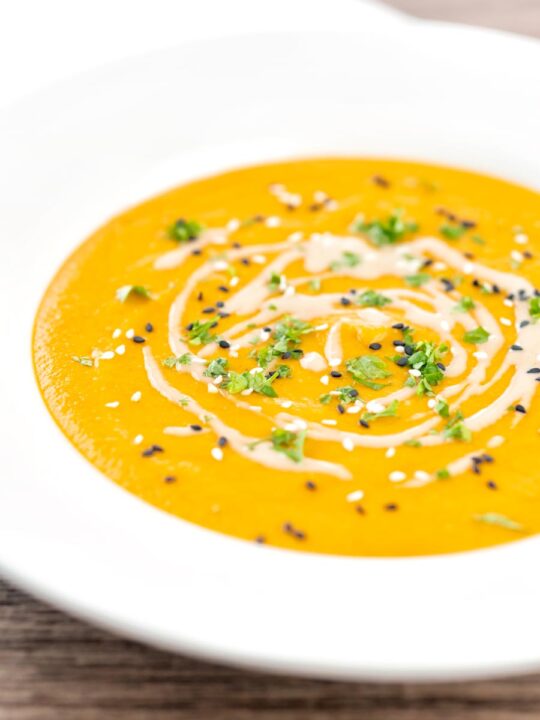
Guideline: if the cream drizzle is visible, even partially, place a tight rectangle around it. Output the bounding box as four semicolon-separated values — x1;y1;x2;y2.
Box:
148;229;539;483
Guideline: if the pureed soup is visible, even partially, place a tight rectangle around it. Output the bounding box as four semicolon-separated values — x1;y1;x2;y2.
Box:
34;158;540;556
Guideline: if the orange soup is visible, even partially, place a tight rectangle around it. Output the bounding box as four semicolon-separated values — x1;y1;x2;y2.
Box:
33;158;540;556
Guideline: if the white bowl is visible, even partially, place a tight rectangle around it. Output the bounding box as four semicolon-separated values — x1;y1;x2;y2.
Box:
0;24;539;682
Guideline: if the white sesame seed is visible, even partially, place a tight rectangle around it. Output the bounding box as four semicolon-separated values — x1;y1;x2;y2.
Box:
230;276;240;287
213;260;229;271
328;357;341;367
427;398;436;409
105;401;120;408
409;368;421;377
287;231;303;243
389;470;406;482
487;434;505;448
346;489;364;503
265;216;281;228
131;391;142;402
500;317;512;327
284;285;296;297
346;404;362;414
126;329;135;339
241;388;254;396
279;400;293;409
503;299;514;308
252;254;267;265
414;470;431;482
320;375;329;386
514;233;528;245
394;345;405;353
433;262;447;271
285;423;298;432
227;218;240;232
321;419;337;426
101;351;115;360
112;328;122;339
133;434;144;445
463;262;474;275
385;447;396;459
366;400;385;413
511;250;523;263
115;344;126;355
473;351;488;360
315;323;329;331
207;383;218;394
211;447;224;461
440;320;450;331
342;437;355;452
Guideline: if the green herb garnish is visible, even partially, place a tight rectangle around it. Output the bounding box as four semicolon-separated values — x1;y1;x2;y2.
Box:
353;209;418;247
443;411;472;442
72;355;93;367
268;428;306;463
463;327;490;344
320;386;359;406
187;320;218;345
435;398;450;418
436;468;450;479
356;290;392;308
163;353;192;368
404;273;430;288
440;223;467;240
404;340;448;396
330;251;362;271
529;297;540;322
204;357;229;378
116;285;152;302
224;370;279;398
346;355;391;391
474;513;523;532
363;399;399;422
453;296;476;313
268;272;283;291
167;218;203;243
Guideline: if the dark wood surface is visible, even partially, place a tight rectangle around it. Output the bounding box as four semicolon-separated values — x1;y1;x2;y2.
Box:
3;2;540;718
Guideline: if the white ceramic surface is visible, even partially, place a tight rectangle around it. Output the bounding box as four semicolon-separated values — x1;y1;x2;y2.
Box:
0;21;539;682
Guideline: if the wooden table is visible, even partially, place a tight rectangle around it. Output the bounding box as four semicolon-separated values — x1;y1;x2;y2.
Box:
3;2;539;718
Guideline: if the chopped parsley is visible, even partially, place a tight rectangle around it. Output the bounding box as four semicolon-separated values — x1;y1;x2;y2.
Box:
163;353;192;368
330;251;362;271
403;340;448;396
453;296;476;313
436;468;450;479
404;273;430;288
223;370;279;398
268;428;306;463
353;209;418;246
167;218;203;243
435;398;450;418
253;317;313;368
309;278;321;292
474;513;523;532
72;355;93;367
443;411;472;442
439;223;467;240
463;327;490;344
356;289;392;308
346;355;391;391
187;320;218;345
529;296;540;322
204;357;229;378
268;272;283;291
116;285;152;302
363;399;399;422
320;386;359;405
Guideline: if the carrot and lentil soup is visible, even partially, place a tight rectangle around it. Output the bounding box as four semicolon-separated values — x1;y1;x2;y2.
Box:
34;158;540;556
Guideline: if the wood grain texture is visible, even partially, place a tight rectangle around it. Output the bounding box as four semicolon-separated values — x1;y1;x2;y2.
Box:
3;2;540;718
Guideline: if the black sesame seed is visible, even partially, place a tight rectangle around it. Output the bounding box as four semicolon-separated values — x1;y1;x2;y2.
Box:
186;323;194;331
218;285;229;293
472;279;481;288
202;307;215;314
527;368;540;374
393;340;405;347
372;174;390;188
232;242;242;249
264;326;272;332
396;357;409;367
392;323;405;330
384;503;398;511
218;340;231;349
487;481;498;490
462;219;477;229
437;362;446;371
481;454;494;463
355;505;366;514
141;448;154;457
164;475;176;483
281;351;292;360
151;445;164;452
330;370;342;378
132;335;145;344
340;297;351;306
294;530;306;540
520;320;530;328
359;419;370;429
515;404;526;414
349;389;359;398
217;312;231;319
191;248;202;256
305;480;317;491
441;278;454;292
510;345;523;351
197;292;204;301
240;258;250;266
369;342;382;351
190;424;203;432
217;436;228;447
145;322;154;332
492;284;501;294
337;404;345;415
216;301;225;308
404;345;414;356
255;535;266;544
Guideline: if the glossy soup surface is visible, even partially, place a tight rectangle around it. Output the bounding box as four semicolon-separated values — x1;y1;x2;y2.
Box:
34;158;540;556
